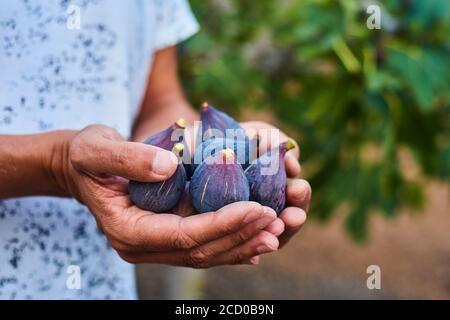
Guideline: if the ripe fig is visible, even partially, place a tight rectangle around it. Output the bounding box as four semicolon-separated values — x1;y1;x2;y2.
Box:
199;102;244;142
190;148;250;213
142;118;193;181
245;140;296;215
193;137;258;170
128;143;187;213
144;118;185;151
172;182;198;217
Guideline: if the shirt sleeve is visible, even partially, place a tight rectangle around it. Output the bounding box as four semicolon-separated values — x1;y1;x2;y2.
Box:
152;0;200;50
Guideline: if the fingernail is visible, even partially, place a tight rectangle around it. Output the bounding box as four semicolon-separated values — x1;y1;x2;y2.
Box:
152;150;178;176
256;244;275;254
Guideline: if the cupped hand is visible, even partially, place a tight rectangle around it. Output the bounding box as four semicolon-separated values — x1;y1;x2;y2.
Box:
59;125;279;268
241;121;312;250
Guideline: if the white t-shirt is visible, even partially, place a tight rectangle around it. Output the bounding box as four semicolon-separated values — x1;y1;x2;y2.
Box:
0;0;199;299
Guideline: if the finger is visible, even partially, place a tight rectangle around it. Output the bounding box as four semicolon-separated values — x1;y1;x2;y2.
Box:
264;218;285;236
178;201;272;247
255;131;289;155
207;231;278;267
120;230;278;268
241;121;288;152
184;207;276;258
242;256;260;265
73;129;178;182
98;140;178;182
286;179;312;211
278;207;307;248
256;132;300;160
122;201;271;251
255;135;300;161
285;153;301;178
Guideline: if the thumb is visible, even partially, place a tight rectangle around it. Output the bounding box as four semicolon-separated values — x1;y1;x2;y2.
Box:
100;141;178;182
71;131;178;182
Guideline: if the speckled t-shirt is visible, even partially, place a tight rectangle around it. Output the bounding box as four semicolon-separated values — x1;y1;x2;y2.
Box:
0;0;199;299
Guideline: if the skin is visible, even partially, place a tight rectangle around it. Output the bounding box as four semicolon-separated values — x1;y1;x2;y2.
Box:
0;46;311;268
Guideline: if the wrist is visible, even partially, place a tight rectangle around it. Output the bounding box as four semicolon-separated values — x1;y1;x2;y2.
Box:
0;130;77;199
42;130;78;198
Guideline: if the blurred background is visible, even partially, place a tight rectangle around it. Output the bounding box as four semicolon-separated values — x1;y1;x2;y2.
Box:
137;0;450;299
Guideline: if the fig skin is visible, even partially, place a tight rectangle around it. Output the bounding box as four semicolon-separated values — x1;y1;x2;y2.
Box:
172;182;198;217
193;137;258;170
190;149;250;213
128;143;187;213
143;118;186;151
199;102;243;142
245;140;295;215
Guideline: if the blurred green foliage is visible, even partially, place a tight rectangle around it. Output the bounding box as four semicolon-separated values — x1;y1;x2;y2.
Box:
180;0;450;241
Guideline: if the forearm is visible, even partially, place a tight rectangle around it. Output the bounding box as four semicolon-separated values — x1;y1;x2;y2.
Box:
0;130;76;199
131;46;199;142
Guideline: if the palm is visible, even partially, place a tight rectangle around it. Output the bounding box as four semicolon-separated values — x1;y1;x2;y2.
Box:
68;124;310;266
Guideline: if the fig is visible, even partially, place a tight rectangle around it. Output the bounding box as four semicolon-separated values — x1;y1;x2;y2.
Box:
141;118;193;180
144;118;186;151
245;140;296;215
128;143;187;213
199;102;244;142
190;148;250;213
172;182;198;217
193;137;258;170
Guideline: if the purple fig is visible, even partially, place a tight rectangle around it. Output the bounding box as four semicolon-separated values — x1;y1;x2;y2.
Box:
245;140;296;215
172;182;198;217
141;118;193;181
144;118;185;151
190;149;250;213
128;143;187;213
193;137;258;171
199;102;244;142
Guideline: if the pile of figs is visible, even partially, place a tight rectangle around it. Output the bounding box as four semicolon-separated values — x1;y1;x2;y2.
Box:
128;103;295;215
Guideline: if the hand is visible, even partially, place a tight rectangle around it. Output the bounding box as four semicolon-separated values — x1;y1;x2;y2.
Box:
55;125;279;268
241;121;311;254
179;120;311;265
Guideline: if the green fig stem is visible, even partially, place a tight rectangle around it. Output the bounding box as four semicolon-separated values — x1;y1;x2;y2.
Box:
285;139;296;151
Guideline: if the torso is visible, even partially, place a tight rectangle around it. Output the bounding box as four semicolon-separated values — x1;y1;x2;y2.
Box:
0;0;172;299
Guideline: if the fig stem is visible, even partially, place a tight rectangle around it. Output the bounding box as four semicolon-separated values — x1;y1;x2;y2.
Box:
221;148;235;159
286;139;296;151
175;118;186;129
